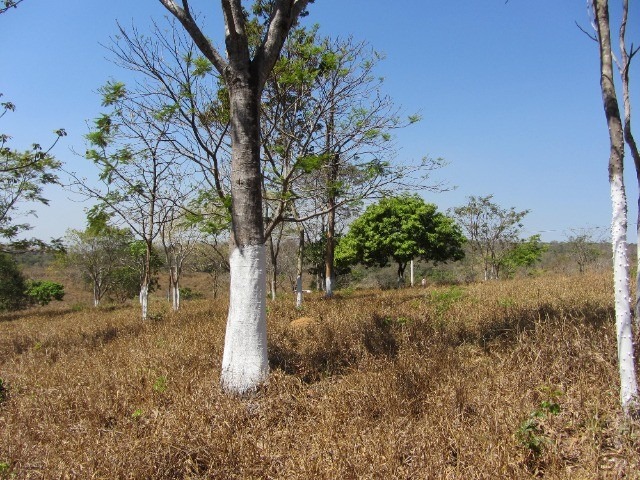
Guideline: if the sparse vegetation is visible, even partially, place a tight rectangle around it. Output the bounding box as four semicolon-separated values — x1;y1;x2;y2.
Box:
0;271;638;478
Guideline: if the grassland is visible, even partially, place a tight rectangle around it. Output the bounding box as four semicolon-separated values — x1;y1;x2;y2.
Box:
0;272;639;479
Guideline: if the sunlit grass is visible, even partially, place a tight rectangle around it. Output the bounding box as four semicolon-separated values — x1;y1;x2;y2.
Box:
0;272;638;478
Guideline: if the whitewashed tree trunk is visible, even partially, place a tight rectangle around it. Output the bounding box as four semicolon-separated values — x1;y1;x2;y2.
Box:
140;284;149;320
593;0;639;415
159;0;312;395
410;259;414;287
221;245;269;393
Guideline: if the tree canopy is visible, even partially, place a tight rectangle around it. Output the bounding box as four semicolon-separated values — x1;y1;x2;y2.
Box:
338;195;465;285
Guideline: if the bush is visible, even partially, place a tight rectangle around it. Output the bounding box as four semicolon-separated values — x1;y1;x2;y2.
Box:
179;287;203;300
0;253;28;311
25;280;65;306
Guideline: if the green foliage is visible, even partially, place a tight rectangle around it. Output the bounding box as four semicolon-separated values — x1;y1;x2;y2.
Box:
500;234;546;277
0;253;28;311
25;280;64;306
179;287;203;300
153;376;168;393
0;96;64;244
429;286;465;317
338;195;465;279
516;386;563;457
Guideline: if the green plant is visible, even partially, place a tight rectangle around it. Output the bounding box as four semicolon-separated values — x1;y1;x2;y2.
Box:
131;408;143;419
0;461;11;478
0;253;28;311
516;386;563;457
25;280;65;306
179;287;203;300
429;286;465;317
153;376;167;393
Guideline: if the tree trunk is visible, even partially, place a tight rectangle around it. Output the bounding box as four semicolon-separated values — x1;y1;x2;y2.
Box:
397;262;406;288
594;0;639;415
268;234;277;301
617;0;640;325
220;82;269;395
410;259;414;287
296;226;304;309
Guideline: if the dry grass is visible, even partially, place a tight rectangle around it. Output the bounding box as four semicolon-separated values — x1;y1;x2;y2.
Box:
0;272;639;479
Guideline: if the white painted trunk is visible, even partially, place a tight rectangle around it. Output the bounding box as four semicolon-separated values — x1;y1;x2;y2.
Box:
140;285;149;320
220;245;269;394
296;274;303;309
410;260;414;287
325;276;333;298
610;172;639;413
171;283;180;312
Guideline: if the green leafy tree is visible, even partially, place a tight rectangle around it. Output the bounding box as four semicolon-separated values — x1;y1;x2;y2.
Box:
0;96;65;250
339;195;465;287
499;234;546;278
0;252;28;310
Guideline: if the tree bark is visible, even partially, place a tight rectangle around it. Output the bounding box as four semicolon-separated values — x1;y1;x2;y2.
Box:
296;226;304;308
593;0;639;415
220;82;269;394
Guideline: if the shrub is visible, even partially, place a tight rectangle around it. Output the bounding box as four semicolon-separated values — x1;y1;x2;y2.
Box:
179;287;204;300
0;253;28;311
25;280;65;306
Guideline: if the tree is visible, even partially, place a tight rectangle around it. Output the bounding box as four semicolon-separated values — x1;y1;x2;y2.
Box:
72;80;191;319
452;195;529;281
64;213;134;307
591;0;639;416
498;234;546;278
0;252;28;310
159;207;202;311
338;195;465;287
158;0;313;394
565;229;602;274
0;0;24;15
0;96;65;250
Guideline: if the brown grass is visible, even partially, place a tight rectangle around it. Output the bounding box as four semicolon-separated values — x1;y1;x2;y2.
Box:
0;272;639;479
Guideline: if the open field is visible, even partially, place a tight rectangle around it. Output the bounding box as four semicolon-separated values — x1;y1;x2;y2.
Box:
0;272;639;479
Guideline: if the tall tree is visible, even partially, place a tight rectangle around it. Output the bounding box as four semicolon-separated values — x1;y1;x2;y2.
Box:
338;195;465;287
591;0;638;416
72;81;190;319
158;0;312;393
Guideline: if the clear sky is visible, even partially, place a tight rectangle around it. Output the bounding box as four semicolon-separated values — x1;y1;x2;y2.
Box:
2;0;639;242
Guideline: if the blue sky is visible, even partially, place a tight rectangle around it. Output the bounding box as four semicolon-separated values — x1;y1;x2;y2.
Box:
2;0;639;242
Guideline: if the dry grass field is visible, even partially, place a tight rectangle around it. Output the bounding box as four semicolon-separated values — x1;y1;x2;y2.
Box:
0;272;639;479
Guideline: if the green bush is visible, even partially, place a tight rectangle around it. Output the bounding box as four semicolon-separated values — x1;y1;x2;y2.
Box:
0;253;28;311
179;287;203;300
25;280;65;306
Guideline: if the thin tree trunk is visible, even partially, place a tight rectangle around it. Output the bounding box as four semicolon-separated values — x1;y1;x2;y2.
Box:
296;226;304;308
617;0;640;325
268;234;277;301
594;0;639;415
410;259;414;287
324;97;337;299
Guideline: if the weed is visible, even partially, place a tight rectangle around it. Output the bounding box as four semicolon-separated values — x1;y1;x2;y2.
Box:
153;376;168;393
0;461;12;480
516;386;564;457
0;379;6;403
428;286;465;316
131;409;143;419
